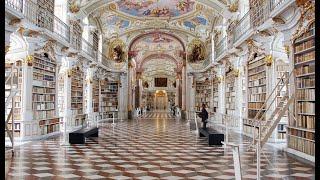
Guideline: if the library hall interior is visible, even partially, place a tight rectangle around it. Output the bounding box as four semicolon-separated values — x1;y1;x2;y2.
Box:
5;0;316;179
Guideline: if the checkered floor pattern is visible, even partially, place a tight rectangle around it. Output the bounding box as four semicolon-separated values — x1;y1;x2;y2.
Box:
6;112;315;179
138;111;176;119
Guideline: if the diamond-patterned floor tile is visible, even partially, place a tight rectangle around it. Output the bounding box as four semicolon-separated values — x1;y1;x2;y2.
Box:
4;112;315;179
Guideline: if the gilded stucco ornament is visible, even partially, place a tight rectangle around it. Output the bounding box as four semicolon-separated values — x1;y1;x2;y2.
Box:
246;39;266;61
291;0;314;42
233;69;240;77
5;46;10;54
67;69;73;77
216;76;223;83
265;55;273;66
284;45;290;57
9;18;21;26
69;1;80;13
24;55;34;66
228;0;239;12
86;78;93;84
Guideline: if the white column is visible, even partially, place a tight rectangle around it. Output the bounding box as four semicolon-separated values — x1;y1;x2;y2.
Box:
175;79;179;106
64;58;73;128
182;66;186;111
20;59;34;138
86;68;94;125
119;73;128;119
218;66;225;115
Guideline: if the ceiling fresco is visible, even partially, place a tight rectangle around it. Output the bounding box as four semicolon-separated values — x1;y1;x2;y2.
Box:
115;0;196;18
90;0;223;41
129;32;184;71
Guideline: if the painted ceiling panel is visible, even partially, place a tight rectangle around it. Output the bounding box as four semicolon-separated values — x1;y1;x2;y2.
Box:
115;0;196;18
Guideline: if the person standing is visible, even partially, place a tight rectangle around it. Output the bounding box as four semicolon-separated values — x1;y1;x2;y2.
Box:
198;104;208;129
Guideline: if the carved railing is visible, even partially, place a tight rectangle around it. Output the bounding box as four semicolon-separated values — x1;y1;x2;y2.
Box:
54;16;70;42
82;38;97;60
232;11;251;44
270;0;290;13
215;36;227;59
5;0;23;13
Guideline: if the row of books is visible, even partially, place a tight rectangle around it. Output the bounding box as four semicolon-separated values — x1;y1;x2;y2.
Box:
33;87;55;94
71;109;83;115
33;74;55;81
295;51;314;64
226;104;235;110
248;78;265;87
33;102;55;110
248;93;266;102
296;89;315;100
39;118;59;126
248;110;265;120
294;39;314;52
295;26;314;42
295;76;315;88
295;63;315;76
33;63;55;72
71;83;83;87
296;102;315;114
71;91;83;96
288;135;315;156
248;102;265;109
101;101;117;106
32;94;55;101
33;80;56;88
40;124;60;135
295;115;315;129
33;110;55;119
289;128;314;140
33;58;56;67
248;86;266;94
276;65;289;72
34;55;55;63
248;66;265;76
248;60;265;70
101;107;118;112
33;68;55;76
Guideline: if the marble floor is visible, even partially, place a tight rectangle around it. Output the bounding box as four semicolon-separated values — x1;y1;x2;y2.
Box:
5;112;315;179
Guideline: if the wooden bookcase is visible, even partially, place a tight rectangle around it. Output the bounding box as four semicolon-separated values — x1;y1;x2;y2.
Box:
225;72;236;115
212;80;219;113
274;63;289;141
100;80;119;119
33;54;59;135
244;56;267;135
195;80;211;111
37;0;54;31
5;61;23;137
71;67;86;126
93;79;99;112
288;22;315;156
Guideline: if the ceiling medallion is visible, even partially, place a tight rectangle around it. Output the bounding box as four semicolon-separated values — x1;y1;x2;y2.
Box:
108;3;117;11
108;38;126;63
187;38;206;63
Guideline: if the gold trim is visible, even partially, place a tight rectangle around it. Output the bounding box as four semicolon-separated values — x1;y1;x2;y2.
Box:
265;55;273;66
5;45;10;54
24;55;33;66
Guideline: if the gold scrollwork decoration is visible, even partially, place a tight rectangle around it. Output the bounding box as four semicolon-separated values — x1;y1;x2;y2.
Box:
265;55;273;66
233;69;240;77
24;55;34;66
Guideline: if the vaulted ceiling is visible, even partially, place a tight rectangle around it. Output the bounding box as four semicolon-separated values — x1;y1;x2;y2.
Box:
75;0;236;82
